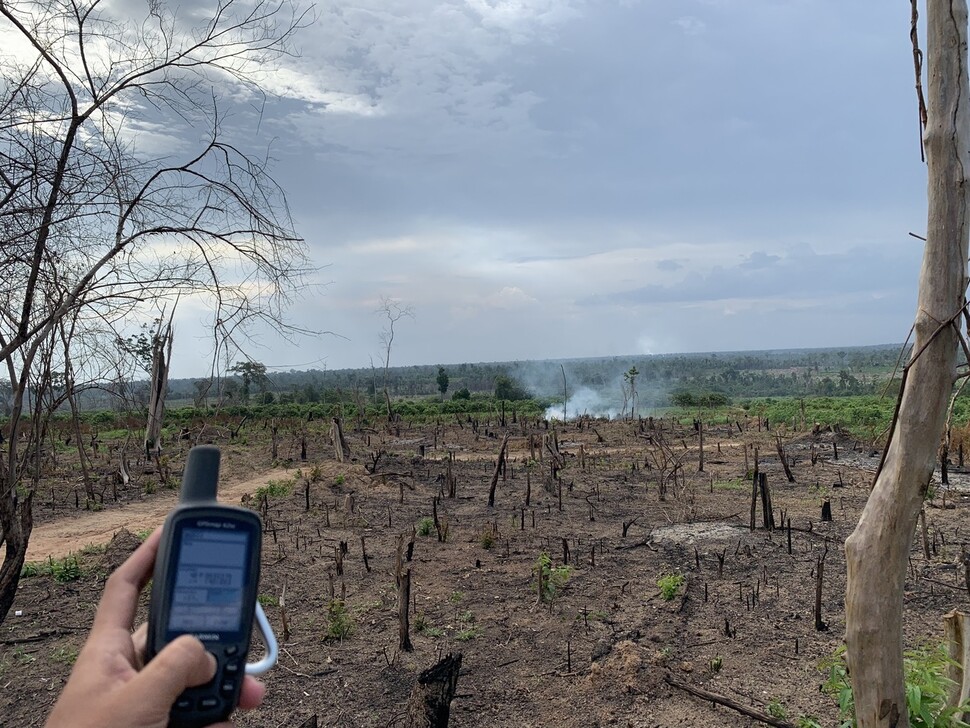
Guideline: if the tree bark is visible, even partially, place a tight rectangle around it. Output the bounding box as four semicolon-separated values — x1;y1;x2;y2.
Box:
844;3;970;726
145;321;173;459
405;653;463;728
487;433;511;508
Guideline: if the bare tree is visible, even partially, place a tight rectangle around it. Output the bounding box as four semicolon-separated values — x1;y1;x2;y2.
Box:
376;296;414;420
844;2;969;725
0;0;312;625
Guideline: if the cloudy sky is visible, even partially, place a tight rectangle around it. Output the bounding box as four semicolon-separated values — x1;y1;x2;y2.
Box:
12;0;935;378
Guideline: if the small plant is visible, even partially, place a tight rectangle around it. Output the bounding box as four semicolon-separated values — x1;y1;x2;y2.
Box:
657;572;685;601
334;473;345;486
255;477;293;500
135;529;152;541
414;613;444;638
821;643;970;728
50;555;81;583
51;646;79;665
416;517;435;537
533;552;572;604
455;625;483;641
709;655;723;674
20;561;43;578
325;599;354;641
797;717;823;728
479;526;496;550
257;594;280;608
79;542;106;557
767;699;787;720
12;647;35;665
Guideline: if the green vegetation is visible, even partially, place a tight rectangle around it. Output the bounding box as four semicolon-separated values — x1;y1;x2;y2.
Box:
534;552;572;604
254;477;293;500
657;573;685;601
456;625;484;641
767;698;787;720
713;478;747;491
822;643;970;727
479;525;497;550
416;517;435;537
51;646;79;665
325;599;354;641
257;594;280;608
22;555;82;583
494;374;530;401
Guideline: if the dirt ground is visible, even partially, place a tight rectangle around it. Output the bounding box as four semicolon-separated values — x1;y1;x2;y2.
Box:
2;414;969;728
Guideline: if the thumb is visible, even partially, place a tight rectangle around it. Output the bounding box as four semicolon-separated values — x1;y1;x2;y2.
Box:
127;635;217;717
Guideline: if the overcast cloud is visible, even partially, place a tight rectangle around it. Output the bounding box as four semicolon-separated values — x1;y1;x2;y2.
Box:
11;1;932;377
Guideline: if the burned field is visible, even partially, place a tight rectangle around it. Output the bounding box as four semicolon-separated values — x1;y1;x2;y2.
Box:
2;414;967;727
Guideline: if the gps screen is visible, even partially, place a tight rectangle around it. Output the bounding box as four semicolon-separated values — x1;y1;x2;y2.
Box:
167;527;249;633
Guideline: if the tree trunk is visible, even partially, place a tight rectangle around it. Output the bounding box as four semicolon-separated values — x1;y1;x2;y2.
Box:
144;321;173;459
405;653;463;728
487;433;511;508
331;418;350;462
844;3;970;726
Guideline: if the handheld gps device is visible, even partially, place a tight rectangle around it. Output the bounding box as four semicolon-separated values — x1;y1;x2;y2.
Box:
147;445;275;728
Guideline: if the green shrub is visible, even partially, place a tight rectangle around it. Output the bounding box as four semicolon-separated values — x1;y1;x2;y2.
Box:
657;573;685;601
416;517;435;537
822;643;970;728
254;477;293;500
325;599;354;641
49;556;81;583
533;552;571;603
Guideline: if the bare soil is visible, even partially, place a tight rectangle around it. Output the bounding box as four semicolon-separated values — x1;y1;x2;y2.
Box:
2;415;969;728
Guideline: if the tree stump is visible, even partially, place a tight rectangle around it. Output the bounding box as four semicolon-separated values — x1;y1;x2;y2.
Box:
405;653;463;728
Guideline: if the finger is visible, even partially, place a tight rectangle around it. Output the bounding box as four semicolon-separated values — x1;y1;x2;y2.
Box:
132;623;148;669
129;634;216;709
237;676;266;710
92;528;162;633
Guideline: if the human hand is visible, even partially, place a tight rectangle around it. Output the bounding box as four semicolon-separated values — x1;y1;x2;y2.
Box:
44;528;265;728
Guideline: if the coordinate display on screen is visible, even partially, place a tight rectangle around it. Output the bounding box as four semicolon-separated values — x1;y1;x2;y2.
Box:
167;528;249;633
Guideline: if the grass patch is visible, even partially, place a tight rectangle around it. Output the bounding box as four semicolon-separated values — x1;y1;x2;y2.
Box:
254;477;294;500
713;477;748;491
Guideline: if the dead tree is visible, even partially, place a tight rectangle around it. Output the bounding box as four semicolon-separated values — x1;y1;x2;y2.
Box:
0;0;311;627
145;316;175;460
395;531;415;652
487;433;511;507
775;436;795;483
845;3;970;725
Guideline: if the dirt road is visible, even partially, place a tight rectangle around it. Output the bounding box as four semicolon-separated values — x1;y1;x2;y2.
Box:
24;468;291;561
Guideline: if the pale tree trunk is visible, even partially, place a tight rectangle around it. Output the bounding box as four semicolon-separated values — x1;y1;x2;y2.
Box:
844;3;970;726
145;321;174;459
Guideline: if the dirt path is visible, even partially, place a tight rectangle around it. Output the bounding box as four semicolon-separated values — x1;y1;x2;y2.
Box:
25;468;291;561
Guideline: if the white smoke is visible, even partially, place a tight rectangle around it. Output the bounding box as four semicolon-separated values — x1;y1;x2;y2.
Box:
544;386;622;421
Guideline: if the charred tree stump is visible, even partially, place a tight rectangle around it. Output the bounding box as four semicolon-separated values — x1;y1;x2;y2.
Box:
405;653;463;728
815;546;828;631
759;473;774;530
775;436;795;483
487;433;511;507
396;532;414;652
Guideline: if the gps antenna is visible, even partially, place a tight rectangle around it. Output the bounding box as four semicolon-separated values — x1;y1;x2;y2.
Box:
178;445;221;505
